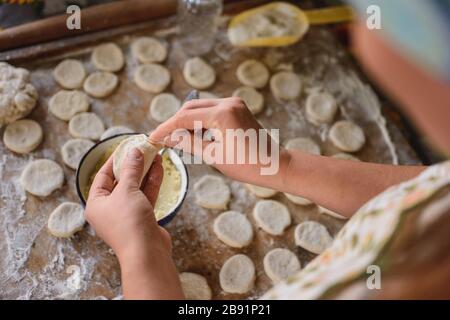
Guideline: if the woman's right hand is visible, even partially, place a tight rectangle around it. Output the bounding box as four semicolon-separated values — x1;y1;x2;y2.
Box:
150;97;290;190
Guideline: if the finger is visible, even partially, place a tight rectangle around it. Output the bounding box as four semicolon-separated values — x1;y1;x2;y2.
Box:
142;154;163;207
89;155;115;199
165;131;213;164
150;108;213;143
117;148;144;191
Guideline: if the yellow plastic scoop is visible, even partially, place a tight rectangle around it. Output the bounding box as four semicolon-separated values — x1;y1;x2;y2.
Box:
228;2;355;47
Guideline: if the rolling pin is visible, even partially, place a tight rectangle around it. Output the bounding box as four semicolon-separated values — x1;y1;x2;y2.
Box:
0;0;177;51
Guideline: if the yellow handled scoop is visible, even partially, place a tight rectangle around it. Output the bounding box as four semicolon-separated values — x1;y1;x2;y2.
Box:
228;2;355;47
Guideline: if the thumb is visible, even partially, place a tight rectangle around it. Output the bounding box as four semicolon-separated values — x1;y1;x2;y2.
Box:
119;148;144;190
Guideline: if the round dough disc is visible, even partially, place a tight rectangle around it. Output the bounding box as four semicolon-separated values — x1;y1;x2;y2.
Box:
61;138;95;170
112;134;160;183
284;193;313;206
253;200;291;235
83;71;119;98
294;221;333;254
69;112;105;140
246;184;277;198
149;93;181;123
48;202;85;238
100;126;134;140
134;64;171;93
270;71;301;100
49;90;90;121
213;210;253;248
219;254;255;294
232;86;264;115
3;119;43;154
183;57;216;90
305;91;338;125
53;59;86;89
236;59;270;88
131;37;167;63
92;42;124;72
179;272;212;300
329;120;366;152
194;175;231;210
263;248;301;283
332;153;360;162
285;137;321;155
20;159;64;197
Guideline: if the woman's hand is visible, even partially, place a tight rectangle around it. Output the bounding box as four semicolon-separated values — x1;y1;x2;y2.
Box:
150;97;425;218
150;97;290;190
85;148;184;299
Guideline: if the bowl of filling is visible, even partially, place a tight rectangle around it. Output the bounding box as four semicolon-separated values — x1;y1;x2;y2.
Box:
76;133;188;226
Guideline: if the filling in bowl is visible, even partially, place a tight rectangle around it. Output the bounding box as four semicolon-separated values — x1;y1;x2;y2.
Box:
83;143;181;220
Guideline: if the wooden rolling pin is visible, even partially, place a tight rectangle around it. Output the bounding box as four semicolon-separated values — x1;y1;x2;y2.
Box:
0;0;177;51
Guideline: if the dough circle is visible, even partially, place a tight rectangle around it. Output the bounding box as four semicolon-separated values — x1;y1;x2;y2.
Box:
270;71;301;100
305;91;338;125
131;37;167;63
179;272;212;300
284;193;312;206
285;137;321;155
69;112;105;140
0;62;38;126
3;119;43;154
100;126;134;140
232;86;264;115
53;59;86;89
246;184;277;198
295;221;333;254
219;254;255;294
236;59;269;89
61;138;95;170
194;175;231;210
213;210;254;248
134;64;171;93
149;93;181;122
112;134;160;183
183;57;216;90
92;42;124;72
332;153;360;162
253;200;291;235
47;202;85;238
329;120;366;152
20;159;64;197
263;248;301;283
49;90;90;121
83;71;118;98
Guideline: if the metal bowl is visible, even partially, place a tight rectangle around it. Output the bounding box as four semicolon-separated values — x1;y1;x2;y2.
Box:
75;133;189;226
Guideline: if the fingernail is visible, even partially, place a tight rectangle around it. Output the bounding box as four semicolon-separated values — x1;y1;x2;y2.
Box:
128;148;142;160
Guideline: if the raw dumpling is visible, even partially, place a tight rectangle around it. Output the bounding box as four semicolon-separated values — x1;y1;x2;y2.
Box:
20;159;64;197
253;200;291;235
219;254;255;294
3;119;43;154
112;134;161;184
183;57;216;90
194;175;231;210
213;210;253;248
47;202;85;238
329;120;366;152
